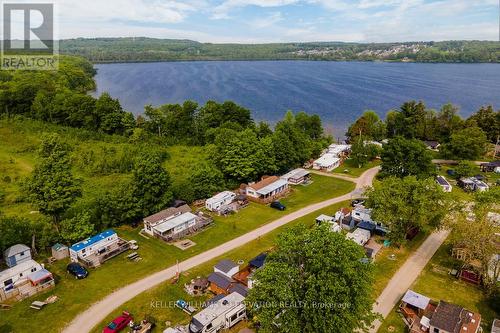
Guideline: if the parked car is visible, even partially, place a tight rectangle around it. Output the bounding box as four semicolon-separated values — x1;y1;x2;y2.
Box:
67;262;88;279
103;311;133;333
351;199;365;207
447;169;456;176
270;201;286;211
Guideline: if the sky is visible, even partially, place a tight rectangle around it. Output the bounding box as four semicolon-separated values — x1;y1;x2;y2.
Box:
7;0;500;43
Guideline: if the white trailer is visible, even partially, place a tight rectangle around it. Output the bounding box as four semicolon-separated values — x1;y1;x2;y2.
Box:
188;292;246;333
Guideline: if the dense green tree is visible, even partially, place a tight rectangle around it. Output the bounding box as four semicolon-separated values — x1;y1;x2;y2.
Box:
24;134;82;228
380;137;436;179
132;152;173;216
365;176;449;244
350;139;381;168
197;100;253;141
213;128;276;182
92;181;140;228
467;106;500;143
347;110;386;141
440;127;488;160
0;216;33;252
188;164;226;200
435;104;464;142
247;224;376;333
454;161;477;179
256;121;273;138
95;93;127;134
447;197;500;288
295;111;323;140
272;111;313;173
60;212;95;243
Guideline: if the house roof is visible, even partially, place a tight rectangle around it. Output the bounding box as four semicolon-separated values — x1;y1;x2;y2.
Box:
207;272;233;290
214;259;238;273
424;140;440;149
229;283;248;297
206;191;236;205
327;144;351;156
70;229;116;252
51;243;67;251
254;178;288;196
143;204;191;224
481;161;500;167
357;221;376;233
314;153;340;167
429;301;463;332
249;253;267;269
401;290;430;310
281;168;310;181
205;294;226;306
153;212;197;233
0;259;42;282
436;176;450;186
316;214;334;222
250;176;280;191
28;268;52;283
4;244;30;258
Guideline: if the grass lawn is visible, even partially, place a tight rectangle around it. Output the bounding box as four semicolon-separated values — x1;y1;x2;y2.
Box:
88;208;431;333
333;159;381;178
89;201;352;333
371;232;428;298
0;174;354;333
377;240;499;333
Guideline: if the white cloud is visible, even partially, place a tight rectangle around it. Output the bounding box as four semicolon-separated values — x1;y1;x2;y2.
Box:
212;0;298;19
56;0;207;24
249;12;284;29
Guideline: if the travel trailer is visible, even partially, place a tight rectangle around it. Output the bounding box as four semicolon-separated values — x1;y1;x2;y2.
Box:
188;292;246;333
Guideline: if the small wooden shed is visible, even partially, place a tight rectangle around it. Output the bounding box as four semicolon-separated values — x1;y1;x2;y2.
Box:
51;243;69;260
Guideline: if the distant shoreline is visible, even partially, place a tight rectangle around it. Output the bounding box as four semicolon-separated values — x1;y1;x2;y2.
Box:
88;58;500;65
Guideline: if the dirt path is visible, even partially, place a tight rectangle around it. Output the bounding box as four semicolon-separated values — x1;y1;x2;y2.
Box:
62;167;379;333
370;229;450;333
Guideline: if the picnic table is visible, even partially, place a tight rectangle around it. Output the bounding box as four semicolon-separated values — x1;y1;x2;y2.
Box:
127;252;142;262
30;301;46;310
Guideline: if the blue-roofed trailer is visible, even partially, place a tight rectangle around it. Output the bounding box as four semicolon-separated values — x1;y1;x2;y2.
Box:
69;230;130;268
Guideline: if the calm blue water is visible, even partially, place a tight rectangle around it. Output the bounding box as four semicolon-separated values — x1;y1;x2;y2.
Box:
93;61;500;135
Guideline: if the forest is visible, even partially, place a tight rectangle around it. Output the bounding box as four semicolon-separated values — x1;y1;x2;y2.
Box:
0;55;331;253
0;54;498;257
59;38;500;63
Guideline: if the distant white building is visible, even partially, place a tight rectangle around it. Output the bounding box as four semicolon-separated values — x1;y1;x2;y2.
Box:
281;168;311;185
3;244;31;268
459;177;489;192
346;228;371;246
327;144;351;157
0;259;42;292
69;229;119;263
214;259;239;279
352;206;373;223
436;176;452;192
151;212;198;238
206;191;236;212
313;153;341;172
246;176;289;203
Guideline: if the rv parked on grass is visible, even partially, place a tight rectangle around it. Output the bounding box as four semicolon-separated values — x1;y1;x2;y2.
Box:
188;292;246;333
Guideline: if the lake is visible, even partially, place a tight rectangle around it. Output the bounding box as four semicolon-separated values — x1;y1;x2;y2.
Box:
93;61;500;136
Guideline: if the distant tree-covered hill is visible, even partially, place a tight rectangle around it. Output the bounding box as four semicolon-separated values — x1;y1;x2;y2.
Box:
59;38;500;63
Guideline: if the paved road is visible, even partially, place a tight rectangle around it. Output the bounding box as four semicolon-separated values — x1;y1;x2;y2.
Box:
370;229;450;333
63;167;380;333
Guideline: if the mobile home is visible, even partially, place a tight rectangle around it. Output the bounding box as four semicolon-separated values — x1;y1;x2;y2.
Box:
188;292;246;333
205;191;236;212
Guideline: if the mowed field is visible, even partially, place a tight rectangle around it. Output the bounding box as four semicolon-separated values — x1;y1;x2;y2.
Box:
0;119;356;333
